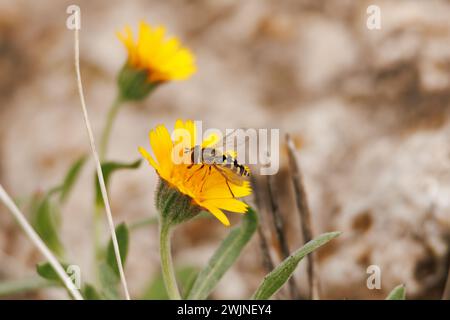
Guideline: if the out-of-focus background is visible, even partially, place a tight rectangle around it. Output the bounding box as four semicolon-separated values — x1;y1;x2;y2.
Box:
1;0;450;299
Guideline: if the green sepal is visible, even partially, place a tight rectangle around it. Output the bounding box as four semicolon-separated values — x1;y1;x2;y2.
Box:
117;64;159;101
156;179;201;226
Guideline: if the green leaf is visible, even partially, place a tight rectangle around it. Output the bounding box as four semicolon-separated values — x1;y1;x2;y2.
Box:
252;231;341;300
59;155;87;203
36;262;83;299
187;207;258;300
141;266;198;300
95;223;129;300
386;284;406;300
30;195;64;258
83;283;103;300
36;262;69;283
182;268;199;299
106;223;129;278
95;159;141;206
141;272;167;300
27;156;86;259
98;262;120;300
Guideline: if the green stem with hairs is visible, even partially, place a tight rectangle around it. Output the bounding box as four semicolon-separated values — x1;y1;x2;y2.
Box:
99;95;123;160
93;203;104;262
159;222;181;300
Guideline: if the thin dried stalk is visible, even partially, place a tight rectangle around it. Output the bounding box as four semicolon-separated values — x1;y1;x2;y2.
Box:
0;185;83;300
266;175;300;299
250;177;275;273
74;29;130;300
443;265;450;300
286;134;319;300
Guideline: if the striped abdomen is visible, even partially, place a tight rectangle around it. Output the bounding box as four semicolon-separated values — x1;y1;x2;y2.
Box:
222;154;250;177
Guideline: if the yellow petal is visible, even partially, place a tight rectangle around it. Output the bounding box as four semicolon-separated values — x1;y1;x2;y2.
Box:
202;132;220;148
138;146;159;170
202;198;248;214
200;203;230;226
118;22;196;82
149;125;174;177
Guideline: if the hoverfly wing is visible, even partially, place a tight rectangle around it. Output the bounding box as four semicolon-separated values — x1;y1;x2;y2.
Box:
212;164;248;186
204;129;248;153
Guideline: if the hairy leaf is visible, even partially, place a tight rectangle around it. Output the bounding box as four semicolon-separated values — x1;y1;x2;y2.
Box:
98;262;120;300
106;223;129;277
83;283;103;300
30;195;64;258
95;159;141;206
59;155;87;203
187;207;258;299
386;284;406;300
252;231;341;300
36;262;69;282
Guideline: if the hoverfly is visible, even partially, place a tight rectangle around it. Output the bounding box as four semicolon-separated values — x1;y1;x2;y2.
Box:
184;131;250;197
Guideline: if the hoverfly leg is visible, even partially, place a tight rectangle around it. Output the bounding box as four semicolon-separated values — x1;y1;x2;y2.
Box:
213;164;235;198
200;166;212;192
187;164;204;181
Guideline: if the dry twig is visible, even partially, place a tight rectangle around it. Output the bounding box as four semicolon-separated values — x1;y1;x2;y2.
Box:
251;177;275;273
0;185;83;300
74;28;130;300
286;134;319;300
442;264;450;300
266;175;300;299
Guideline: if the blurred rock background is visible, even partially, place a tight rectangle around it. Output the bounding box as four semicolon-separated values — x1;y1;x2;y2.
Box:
0;0;450;299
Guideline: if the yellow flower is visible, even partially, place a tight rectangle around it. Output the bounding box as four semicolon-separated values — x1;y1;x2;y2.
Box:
139;120;252;226
118;22;196;83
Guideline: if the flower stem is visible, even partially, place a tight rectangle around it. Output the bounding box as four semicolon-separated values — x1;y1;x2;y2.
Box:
100;95;123;160
93;203;104;262
159;222;181;300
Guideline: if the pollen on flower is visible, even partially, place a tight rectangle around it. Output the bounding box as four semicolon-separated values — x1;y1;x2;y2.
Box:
117;22;197;83
139;120;252;226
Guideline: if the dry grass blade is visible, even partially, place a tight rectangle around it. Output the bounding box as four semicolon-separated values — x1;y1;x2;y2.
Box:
250;177;275;273
74;29;130;300
286;134;319;300
0;185;83;300
266;175;299;299
443;265;450;300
